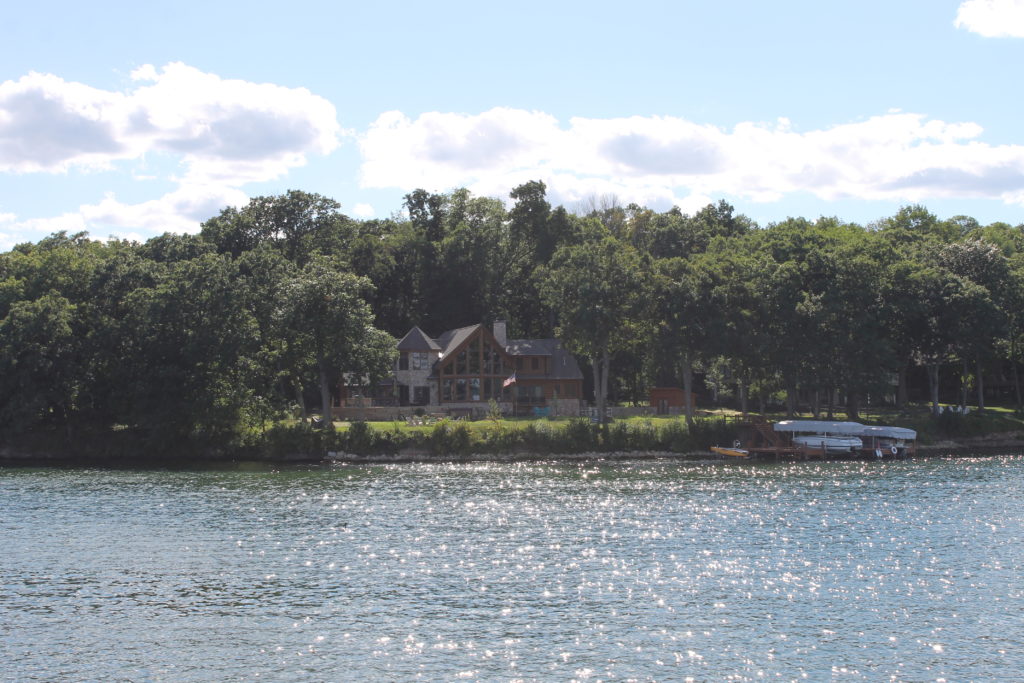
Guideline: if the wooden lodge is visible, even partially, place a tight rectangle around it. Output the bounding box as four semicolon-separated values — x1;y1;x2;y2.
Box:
335;321;584;418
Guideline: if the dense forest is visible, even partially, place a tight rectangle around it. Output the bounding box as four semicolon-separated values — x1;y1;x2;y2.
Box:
2;182;1023;453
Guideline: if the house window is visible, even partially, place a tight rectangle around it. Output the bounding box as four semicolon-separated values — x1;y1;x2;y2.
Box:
516;385;544;404
531;357;539;371
516;358;523;370
410;351;429;370
399;353;409;371
433;331;515;403
413;386;430;405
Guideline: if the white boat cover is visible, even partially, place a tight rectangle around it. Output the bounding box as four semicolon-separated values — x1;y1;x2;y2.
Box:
773;420;865;435
793;435;864;450
860;425;917;440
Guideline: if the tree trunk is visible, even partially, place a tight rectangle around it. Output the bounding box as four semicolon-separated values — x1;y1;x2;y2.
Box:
600;348;610;424
846;391;860;421
927;363;940;414
1013;360;1022;412
294;378;307;421
738;379;748;416
960;358;969;412
976;356;985;412
318;359;334;428
897;362;908;412
591;354;602;422
812;389;820;419
785;384;796;418
682;357;694;428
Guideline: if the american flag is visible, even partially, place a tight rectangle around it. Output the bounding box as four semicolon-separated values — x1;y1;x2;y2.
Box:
503;371;517;388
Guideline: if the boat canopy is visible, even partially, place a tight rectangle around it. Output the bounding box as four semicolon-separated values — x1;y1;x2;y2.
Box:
773;420;865;436
860;425;917;440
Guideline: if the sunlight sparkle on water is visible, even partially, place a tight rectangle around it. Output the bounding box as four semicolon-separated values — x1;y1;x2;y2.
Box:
2;457;1024;679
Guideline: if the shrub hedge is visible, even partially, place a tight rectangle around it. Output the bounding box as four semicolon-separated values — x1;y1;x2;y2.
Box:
252;417;730;460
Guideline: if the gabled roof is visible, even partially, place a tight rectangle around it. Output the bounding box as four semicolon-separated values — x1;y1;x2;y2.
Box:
397;326;441;352
436;324;483;359
399;322;583;382
506;339;583;380
550;346;584;380
505;338;558;356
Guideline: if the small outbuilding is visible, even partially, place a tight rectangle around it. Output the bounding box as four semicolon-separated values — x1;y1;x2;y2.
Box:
650;387;694;415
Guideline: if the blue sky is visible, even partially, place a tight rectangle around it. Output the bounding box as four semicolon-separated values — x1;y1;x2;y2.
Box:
2;0;1024;249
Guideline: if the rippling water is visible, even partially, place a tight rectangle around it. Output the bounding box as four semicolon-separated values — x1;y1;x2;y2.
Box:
3;456;1024;681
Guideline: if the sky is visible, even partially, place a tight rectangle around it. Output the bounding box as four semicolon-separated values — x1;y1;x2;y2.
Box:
2;0;1024;249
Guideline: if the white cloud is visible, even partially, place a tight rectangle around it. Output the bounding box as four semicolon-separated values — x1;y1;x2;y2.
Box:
1;63;342;179
0;211;88;251
955;0;1024;37
0;63;344;179
0;72;128;173
352;203;375;218
126;63;342;184
79;184;251;235
358;108;1024;211
0;63;343;244
0;185;253;251
360;108;563;189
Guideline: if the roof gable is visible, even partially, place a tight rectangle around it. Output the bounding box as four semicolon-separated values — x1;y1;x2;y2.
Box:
397;326;441;351
505;339;558;356
397;321;584;382
437;324;484;359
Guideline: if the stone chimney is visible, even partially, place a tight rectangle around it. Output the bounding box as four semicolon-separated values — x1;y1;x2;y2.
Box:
493;319;507;348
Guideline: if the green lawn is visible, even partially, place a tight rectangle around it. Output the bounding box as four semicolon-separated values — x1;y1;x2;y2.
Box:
305;403;1023;445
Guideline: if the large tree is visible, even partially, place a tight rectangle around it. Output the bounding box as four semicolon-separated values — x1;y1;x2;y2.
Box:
538;231;645;422
200;190;353;265
280;257;395;423
649;255;721;425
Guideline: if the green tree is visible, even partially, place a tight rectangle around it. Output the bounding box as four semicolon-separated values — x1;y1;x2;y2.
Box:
201;190;353;265
280;257;395;424
0;293;80;435
115;253;262;447
939;238;1009;410
649;255;720;425
1004;254;1024;409
538;232;645;422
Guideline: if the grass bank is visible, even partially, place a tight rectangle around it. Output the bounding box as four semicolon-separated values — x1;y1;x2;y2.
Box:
255;404;1024;461
253;415;737;461
3;405;1022;466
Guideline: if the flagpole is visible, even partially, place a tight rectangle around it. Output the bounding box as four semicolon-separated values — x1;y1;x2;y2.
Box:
504;371;517;418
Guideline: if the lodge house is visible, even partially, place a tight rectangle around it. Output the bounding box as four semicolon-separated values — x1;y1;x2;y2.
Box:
339;321;584;417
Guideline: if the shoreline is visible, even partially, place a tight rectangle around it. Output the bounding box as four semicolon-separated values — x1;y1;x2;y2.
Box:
4;432;1024;468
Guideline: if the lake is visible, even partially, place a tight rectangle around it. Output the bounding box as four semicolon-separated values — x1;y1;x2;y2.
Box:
3;455;1024;680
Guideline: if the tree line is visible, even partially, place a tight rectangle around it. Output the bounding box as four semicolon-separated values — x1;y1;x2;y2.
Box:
2;183;1022;452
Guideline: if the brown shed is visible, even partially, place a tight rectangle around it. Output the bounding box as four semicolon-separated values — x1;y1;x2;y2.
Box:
650;387;694;415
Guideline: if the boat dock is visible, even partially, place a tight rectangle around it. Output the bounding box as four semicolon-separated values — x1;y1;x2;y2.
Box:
712;419;917;461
